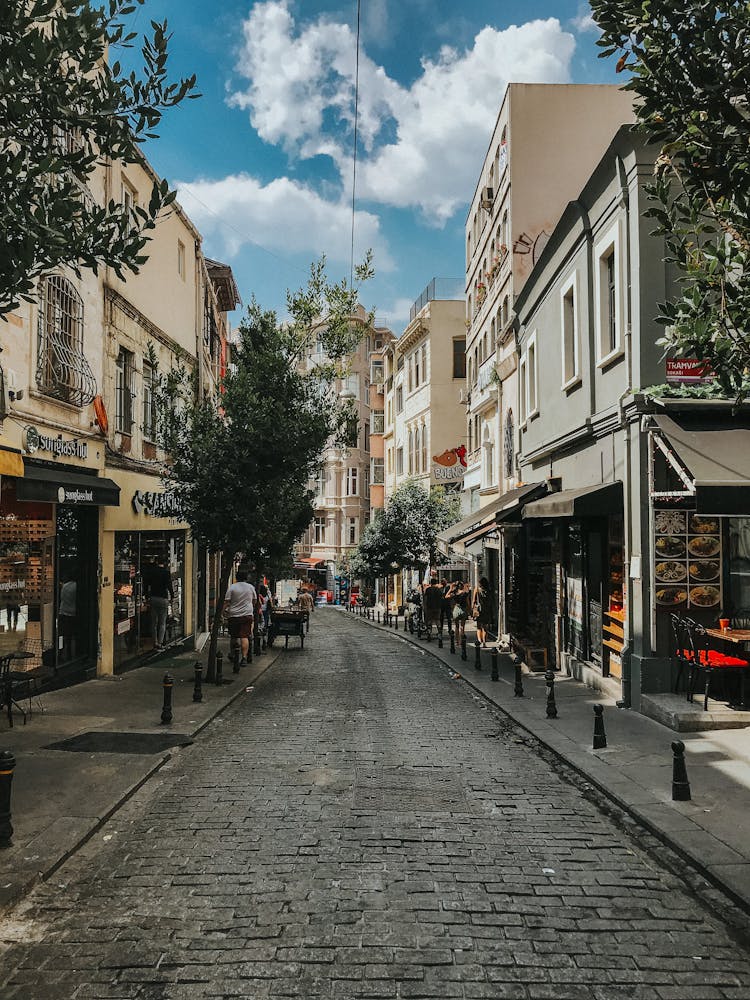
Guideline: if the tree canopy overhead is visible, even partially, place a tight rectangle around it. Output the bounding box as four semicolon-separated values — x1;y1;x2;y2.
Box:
0;0;198;315
591;1;750;396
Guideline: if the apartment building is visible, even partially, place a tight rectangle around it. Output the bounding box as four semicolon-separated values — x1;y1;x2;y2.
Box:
367;327;395;524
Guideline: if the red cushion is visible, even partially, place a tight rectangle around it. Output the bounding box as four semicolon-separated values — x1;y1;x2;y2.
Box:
679;648;694;661
698;651;750;668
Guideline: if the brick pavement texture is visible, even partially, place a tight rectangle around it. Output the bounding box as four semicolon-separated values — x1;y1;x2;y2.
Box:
2;609;750;999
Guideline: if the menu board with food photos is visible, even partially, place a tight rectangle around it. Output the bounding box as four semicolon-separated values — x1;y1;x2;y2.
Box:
654;510;722;611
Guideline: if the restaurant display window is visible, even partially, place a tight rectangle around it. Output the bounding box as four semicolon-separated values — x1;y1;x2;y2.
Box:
113;530;185;670
0;478;97;671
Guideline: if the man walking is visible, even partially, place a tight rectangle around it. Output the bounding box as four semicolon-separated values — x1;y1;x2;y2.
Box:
148;558;174;650
223;568;258;666
422;573;443;639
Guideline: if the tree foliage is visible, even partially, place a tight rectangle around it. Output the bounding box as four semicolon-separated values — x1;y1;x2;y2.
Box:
591;1;750;395
0;0;198;315
350;481;461;580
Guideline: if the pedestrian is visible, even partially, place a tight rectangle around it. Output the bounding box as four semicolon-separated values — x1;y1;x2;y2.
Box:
223;568;258;665
299;589;314;614
440;578;452;634
452;581;470;644
148;558;173;650
422;574;443;638
257;583;271;635
473;576;495;647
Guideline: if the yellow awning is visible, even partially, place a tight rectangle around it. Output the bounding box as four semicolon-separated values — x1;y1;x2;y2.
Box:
0;440;24;477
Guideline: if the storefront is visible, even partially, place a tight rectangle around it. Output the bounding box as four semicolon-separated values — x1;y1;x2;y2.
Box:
0;455;119;677
99;470;193;674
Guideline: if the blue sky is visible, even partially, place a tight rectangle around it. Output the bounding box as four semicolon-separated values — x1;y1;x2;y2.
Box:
128;1;618;331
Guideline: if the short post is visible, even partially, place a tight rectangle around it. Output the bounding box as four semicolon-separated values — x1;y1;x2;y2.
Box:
545;668;557;719
450;631;456;655
161;672;174;725
438;632;443;649
232;641;240;674
474;639;481;671
461;636;467;662
205;651;216;684
0;751;16;845
404;614;408;633
425;623;431;642
254;630;262;657
377;610;381;624
215;651;223;685
513;654;524;697
491;648;499;682
193;661;203;702
593;704;607;750
671;740;691;801
409;616;414;635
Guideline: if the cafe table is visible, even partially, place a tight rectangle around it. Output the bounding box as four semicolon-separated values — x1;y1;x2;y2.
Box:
703;628;750;709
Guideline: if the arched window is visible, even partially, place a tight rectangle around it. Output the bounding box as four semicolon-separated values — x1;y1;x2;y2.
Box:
490;317;496;353
502;295;509;329
501;210;509;250
414;426;421;473
421;423;428;472
408;428;414;474
483;332;488;361
482;424;495;489
504;408;515;478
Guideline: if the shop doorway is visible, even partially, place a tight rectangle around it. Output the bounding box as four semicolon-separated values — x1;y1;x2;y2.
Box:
56;505;98;670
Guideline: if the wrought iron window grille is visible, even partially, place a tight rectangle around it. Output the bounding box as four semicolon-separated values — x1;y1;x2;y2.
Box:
36;275;97;407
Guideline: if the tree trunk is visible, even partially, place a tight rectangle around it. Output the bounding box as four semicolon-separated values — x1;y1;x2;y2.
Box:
205;549;234;682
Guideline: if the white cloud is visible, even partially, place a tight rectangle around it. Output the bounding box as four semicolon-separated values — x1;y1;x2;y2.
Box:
228;2;576;223
176;173;393;270
572;7;598;33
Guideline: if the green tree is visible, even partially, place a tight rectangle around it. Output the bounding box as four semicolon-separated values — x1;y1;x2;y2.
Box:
0;0;198;316
157;257;373;670
591;1;750;395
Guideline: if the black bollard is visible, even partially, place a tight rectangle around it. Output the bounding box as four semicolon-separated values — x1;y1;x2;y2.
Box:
0;751;16;845
491;648;499;682
377;610;381;624
409;616;414;635
232;640;240;673
461;636;467;661
438;632;443;649
513;654;524;697
193;661;203;702
545;669;557;719
474;639;481;671
205;651;216;684
161;672;174;725
254;630;262;657
216;651;224;685
450;631;456;655
671;740;691;801
593;704;607;749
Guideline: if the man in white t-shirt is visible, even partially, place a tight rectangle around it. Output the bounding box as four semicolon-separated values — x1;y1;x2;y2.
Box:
223;569;258;665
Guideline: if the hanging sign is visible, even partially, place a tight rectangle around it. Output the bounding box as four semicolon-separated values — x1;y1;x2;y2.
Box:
432;445;467;485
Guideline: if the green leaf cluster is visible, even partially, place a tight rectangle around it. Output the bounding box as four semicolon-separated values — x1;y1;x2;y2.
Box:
591;0;750;397
0;0;198;315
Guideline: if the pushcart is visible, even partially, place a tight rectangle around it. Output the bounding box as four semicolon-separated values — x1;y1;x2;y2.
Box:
268;608;306;649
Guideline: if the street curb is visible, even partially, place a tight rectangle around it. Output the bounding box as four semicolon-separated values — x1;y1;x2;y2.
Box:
343;608;750;918
0;646;284;917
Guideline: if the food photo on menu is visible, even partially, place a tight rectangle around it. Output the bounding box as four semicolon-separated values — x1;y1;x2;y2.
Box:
654;510;722;610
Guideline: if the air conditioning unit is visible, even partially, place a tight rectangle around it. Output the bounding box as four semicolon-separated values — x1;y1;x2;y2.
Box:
481;186;494;209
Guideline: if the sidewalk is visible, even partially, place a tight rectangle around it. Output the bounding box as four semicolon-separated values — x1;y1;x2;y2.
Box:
0;636;282;914
347;606;750;914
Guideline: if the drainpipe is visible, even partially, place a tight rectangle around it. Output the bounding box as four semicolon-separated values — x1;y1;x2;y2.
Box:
615;153;634;708
572;200;596;419
193;241;202;644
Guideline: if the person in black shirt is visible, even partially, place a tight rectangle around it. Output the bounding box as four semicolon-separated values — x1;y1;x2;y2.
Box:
148;559;174;649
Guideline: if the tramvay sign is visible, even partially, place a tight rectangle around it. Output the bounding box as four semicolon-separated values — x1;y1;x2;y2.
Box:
131;490;182;518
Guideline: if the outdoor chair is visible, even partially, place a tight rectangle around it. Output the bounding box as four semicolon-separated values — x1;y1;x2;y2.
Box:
686;622;750;711
670;613;694;694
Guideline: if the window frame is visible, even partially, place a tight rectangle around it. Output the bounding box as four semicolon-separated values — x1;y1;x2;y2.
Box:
594;219;625;367
115;347;135;435
142;358;158;441
560;270;581;391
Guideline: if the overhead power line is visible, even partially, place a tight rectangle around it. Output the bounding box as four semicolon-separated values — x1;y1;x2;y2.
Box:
350;0;362;288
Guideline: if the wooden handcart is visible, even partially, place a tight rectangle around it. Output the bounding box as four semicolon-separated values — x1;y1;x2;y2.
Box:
268;608;306;649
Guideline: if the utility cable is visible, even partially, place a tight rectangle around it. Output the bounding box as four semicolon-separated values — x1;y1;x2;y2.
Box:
350;0;362;288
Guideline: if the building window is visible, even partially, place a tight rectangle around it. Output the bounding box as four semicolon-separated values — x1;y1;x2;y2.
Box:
142;360;157;441
421;424;428;472
504;408;515;478
452;339;466;379
421;345;427;384
348;517;357;545
314;517;326;545
527;332;538;418
482;424;495;489
595;221;623;364
314;469;326;497
519;355;528;426
370;360;384;386
396;447;404;476
561;273;580;389
415;426;421;472
396;385;403;413
115;347;134;434
414;350;420;388
371;457;384;485
408;429;414;474
371;410;385;434
346;467;358;496
36;275;96;406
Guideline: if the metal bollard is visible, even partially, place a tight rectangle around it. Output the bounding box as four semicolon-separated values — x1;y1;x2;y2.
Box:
450;631;456;655
409;616;414;635
593;704;607;749
545;669;557;718
461;636;467;661
513;654;524;697
232;641;241;673
216;651;224;685
0;751;16;845
438;632;443;649
671;740;691;801
254;630;262;656
491;648;499;682
161;672;174;725
193;661;203;702
474;639;481;671
377;610;381;624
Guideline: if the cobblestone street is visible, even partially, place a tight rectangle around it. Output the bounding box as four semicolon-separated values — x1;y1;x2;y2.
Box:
2;608;750;999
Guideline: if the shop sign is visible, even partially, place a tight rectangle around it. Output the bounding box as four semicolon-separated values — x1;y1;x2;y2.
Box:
665;359;713;384
432;445;467;485
0;577;25;593
566;578;584;628
132;489;182;518
57;485;94;504
24;426;88;459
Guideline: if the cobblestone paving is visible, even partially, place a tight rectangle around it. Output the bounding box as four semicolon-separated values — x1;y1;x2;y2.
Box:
3;609;750;999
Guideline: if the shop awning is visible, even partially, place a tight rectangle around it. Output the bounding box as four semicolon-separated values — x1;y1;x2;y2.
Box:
654;414;750;514
16;462;120;506
0;440;24;477
293;557;327;570
437;483;546;553
523;481;622;519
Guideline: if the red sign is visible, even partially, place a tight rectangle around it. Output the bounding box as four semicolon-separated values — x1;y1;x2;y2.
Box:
665;359;713;384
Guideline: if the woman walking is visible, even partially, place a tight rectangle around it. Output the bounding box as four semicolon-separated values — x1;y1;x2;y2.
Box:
451;581;470;644
473;576;494;647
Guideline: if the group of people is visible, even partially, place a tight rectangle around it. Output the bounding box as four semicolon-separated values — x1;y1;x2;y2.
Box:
416;574;495;645
222;569;273;665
